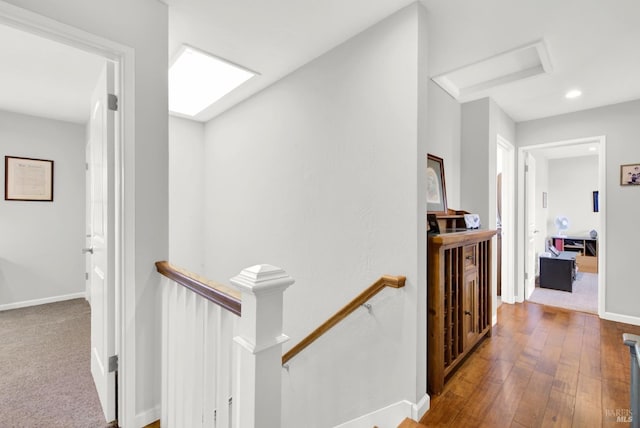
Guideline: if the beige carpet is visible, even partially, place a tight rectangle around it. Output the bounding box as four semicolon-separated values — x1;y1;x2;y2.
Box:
0;299;108;427
528;272;598;314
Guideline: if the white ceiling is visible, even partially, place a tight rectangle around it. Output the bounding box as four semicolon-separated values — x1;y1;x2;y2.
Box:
0;24;104;124
166;0;415;121
3;1;640;125
166;0;640;123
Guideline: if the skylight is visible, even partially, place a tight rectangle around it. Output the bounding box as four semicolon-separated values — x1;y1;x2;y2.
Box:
565;89;582;99
169;45;256;117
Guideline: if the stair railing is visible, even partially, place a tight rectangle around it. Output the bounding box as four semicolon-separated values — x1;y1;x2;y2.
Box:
282;274;406;366
156;261;294;428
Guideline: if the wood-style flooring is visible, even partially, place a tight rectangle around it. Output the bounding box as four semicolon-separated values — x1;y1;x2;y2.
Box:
421;302;640;427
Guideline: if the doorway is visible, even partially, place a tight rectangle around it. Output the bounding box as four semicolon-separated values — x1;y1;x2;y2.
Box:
517;136;606;316
0;4;133;424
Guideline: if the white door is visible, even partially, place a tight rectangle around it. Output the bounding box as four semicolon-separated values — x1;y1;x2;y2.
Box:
525;152;537;298
86;62;116;423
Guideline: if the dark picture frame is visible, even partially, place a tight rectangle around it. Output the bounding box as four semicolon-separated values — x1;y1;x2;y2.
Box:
427;154;448;214
592;191;599;212
620;163;640;185
5;156;54;201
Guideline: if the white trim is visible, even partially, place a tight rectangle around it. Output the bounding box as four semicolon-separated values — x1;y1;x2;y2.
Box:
517;136;606;315
0;292;86;312
334;396;430;428
135;405;160;428
0;3;136;427
597;139;607;318
601;311;640;327
412;393;430;421
497;135;516;305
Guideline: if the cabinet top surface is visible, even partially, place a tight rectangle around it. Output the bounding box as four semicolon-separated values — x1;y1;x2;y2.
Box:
428;229;497;245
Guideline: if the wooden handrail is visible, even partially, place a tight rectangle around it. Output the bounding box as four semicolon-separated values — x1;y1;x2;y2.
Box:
155;261;242;316
281;274;406;365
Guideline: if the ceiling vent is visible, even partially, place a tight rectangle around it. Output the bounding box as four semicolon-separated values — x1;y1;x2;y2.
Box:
432;40;552;101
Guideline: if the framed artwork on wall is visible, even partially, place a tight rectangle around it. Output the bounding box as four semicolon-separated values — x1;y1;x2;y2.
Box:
620;163;640;185
593;191;599;212
427;154;448;215
5;156;54;201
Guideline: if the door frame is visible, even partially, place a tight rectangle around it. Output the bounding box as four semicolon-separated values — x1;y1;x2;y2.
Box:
517;136;606;317
497;135;515;305
0;2;137;426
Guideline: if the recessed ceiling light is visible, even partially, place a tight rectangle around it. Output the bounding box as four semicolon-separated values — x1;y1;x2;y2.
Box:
169;45;256;117
565;89;582;99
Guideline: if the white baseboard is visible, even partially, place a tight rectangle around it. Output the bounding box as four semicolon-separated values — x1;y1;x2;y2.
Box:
334;395;430;428
411;393;430;420
601;311;640;327
135;405;160;427
0;292;86;312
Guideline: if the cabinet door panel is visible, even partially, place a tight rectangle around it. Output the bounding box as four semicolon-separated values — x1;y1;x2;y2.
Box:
463;270;479;349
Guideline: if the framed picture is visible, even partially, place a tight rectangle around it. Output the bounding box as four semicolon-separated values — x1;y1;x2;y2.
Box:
427;154;448;214
592;190;599;212
620;163;640;185
5;156;54;201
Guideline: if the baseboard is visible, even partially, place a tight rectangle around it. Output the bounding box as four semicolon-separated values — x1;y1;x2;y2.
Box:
0;292;86;312
135;405;160;428
335;395;430;428
601;311;640;327
411;393;430;420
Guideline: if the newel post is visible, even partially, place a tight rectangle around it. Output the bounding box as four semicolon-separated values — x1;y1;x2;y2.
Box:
231;264;294;428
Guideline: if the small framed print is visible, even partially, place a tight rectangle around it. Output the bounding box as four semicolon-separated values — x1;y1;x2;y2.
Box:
426;154;448;215
5;156;54;201
620;163;640;186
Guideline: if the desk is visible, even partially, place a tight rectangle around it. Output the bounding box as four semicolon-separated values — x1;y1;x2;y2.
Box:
539;251;576;292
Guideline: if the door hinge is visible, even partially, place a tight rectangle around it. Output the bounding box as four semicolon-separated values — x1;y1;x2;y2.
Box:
108;94;118;111
85;272;89;281
85;162;89;171
108;355;118;372
525;272;529;280
525;164;529;172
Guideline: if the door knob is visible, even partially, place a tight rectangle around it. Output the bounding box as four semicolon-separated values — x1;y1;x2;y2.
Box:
82;247;94;254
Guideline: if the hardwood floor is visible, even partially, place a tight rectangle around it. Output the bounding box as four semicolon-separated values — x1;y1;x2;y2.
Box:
421;302;640;427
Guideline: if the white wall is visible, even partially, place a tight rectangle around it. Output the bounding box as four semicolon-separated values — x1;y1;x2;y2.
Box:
203;4;428;426
547;155;599;236
517;99;640;321
2;1;169;424
427;81;461;208
0;110;85;309
460;98;515;314
169;117;205;273
461;98;491;220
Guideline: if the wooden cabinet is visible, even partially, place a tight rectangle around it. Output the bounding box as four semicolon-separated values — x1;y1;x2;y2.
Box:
427;229;496;395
